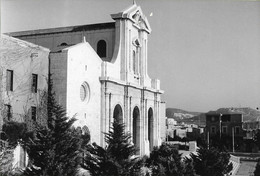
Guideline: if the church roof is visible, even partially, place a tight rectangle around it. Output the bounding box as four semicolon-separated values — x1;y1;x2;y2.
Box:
1;34;50;51
7;22;115;37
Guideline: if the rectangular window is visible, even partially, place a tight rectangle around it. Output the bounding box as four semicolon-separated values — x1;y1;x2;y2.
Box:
222;126;227;134
5;104;12;120
211;126;216;134
235;126;240;135
31;106;37;121
6;70;13;91
32;74;38;93
221;115;231;122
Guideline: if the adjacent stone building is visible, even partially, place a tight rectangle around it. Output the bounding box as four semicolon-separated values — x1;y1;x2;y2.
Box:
8;4;166;155
0;34;50;167
243;121;260;139
205;113;244;138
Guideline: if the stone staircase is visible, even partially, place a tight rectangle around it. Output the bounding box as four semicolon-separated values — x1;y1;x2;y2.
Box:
229;155;240;175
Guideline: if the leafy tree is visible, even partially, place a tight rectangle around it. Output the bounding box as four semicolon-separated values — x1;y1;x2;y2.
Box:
254;158;260;176
196;136;207;148
82;119;141;176
0;144;14;174
21;80;83;176
190;147;233;176
0;122;29;176
0;142;24;176
253;129;260;149
146;143;192;176
183;157;197;176
2;121;27;148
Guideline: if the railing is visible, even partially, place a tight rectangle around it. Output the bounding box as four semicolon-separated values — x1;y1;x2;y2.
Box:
230;154;240;163
229;154;240;176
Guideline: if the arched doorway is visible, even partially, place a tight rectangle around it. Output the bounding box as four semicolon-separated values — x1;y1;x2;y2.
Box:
113;104;123;123
133;106;140;154
148;108;154;151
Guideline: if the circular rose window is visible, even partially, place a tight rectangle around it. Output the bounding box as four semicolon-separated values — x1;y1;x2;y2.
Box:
80;82;90;102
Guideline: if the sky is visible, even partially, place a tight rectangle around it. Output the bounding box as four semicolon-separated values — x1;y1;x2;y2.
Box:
1;0;260;112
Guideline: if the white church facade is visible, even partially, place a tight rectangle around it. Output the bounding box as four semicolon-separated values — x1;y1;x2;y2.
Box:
9;4;166;155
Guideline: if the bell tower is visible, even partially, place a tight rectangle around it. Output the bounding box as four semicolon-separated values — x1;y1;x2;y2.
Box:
111;3;152;85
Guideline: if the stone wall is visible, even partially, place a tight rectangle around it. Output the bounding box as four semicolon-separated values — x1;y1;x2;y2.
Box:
0;34;49;167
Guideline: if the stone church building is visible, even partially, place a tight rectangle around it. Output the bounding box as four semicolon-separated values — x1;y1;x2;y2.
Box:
9;4;166;155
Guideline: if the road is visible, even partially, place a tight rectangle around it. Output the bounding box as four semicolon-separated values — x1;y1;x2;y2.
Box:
235;161;256;176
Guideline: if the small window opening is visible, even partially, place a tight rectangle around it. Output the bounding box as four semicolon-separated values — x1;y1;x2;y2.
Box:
60;43;68;46
211;126;216;134
235;126;240;134
222;126;227;134
6;70;13;91
5;104;12;120
97;40;107;58
32;74;38;93
31;106;37;121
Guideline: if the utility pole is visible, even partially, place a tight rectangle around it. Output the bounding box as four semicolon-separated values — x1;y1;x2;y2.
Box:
219;114;222;139
232;127;235;153
207;131;210;149
0;63;3;131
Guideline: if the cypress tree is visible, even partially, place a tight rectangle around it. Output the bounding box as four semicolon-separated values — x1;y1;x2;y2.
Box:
22;79;83;176
82;119;141;176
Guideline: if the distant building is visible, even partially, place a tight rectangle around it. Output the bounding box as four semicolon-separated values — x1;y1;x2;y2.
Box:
166;118;177;130
166;117;203;140
175;128;187;138
205;113;244;138
186;127;201;140
8;4;166;156
0;34;50;167
243;121;260;139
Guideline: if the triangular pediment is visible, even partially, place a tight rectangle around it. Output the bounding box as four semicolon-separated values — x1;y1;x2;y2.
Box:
111;4;151;33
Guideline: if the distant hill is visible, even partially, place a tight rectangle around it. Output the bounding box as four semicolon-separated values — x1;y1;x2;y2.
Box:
166;108;202;121
206;107;260;122
166;107;260;127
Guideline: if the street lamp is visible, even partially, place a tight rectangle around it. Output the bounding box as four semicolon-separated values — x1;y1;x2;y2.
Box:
232;127;235;153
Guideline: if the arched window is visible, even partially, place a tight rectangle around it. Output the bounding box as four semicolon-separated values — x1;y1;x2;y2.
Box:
132;50;136;73
60;42;68;46
97;40;107;58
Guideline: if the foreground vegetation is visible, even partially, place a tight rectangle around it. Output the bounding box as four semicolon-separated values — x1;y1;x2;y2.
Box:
0;82;239;176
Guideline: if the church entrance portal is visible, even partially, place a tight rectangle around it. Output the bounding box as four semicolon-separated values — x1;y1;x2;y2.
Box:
133;106;140;154
113;104;123;123
148;108;154;151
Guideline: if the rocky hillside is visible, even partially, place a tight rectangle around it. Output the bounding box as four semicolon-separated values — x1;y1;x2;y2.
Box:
166;108;202;121
206;107;260;122
166;107;260;127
